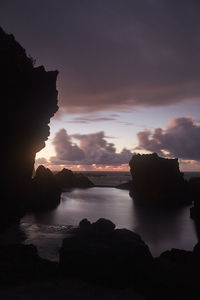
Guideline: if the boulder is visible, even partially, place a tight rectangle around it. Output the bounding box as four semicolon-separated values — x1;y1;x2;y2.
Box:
91;218;116;233
159;248;192;264
79;218;91;230
78;218;115;235
59;218;153;287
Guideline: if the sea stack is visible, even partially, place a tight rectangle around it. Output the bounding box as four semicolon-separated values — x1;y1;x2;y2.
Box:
0;27;58;227
129;153;188;206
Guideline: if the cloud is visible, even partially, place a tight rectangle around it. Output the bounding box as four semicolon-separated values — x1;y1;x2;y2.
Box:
1;1;200;112
68;115;117;124
52;129;85;161
57;0;200;112
50;129;133;165
35;157;48;165
137;117;200;160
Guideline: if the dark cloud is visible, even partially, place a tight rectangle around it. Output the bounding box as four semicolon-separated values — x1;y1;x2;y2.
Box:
68;115;117;124
137;117;200;160
51;129;133;165
1;1;200;112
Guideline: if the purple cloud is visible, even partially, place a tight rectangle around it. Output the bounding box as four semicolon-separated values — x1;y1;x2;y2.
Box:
1;1;200;112
68;115;117;124
51;129;133;165
52;129;85;161
137;117;200;160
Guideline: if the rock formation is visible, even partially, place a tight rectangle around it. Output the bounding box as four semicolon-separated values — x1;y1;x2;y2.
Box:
1;27;58;227
54;168;94;189
0;243;58;285
27;166;94;212
129;153;188;206
28;165;61;212
146;244;200;299
59;218;153;287
189;177;200;218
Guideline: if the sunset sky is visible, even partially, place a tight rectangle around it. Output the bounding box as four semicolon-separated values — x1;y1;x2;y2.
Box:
1;0;200;171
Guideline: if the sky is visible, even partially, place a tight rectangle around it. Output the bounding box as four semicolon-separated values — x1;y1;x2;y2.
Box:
1;0;200;171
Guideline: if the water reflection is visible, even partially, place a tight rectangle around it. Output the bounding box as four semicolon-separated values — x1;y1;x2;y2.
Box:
22;187;197;256
132;204;197;256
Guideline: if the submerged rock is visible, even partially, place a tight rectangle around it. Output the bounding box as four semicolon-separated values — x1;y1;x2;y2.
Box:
129;153;189;206
59;218;153;287
1;27;58;227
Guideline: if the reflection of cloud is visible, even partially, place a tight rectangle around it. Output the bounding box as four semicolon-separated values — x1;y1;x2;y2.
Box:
50;129;133;165
137;117;200;160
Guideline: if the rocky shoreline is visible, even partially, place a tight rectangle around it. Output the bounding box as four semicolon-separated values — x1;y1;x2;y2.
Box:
0;218;199;299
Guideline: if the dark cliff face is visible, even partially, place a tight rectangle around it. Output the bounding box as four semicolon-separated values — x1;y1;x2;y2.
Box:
129;153;188;206
0;27;58;226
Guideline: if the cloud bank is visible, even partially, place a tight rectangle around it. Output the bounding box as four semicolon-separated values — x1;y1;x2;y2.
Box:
58;1;200;112
1;1;200;112
137;117;200;160
50;129;133;166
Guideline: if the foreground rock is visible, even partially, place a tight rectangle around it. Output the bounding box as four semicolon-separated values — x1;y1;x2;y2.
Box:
59;218;153;287
1;27;58;227
145;245;200;299
0;244;58;285
129;153;189;206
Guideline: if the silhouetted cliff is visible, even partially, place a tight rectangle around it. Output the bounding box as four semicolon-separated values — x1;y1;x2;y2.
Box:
1;27;58;227
129;153;189;206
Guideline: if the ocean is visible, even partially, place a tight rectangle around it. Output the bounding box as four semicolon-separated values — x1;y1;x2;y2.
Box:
21;171;200;261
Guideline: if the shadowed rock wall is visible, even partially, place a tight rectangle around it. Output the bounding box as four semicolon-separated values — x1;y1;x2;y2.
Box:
129;153;188;206
0;27;58;227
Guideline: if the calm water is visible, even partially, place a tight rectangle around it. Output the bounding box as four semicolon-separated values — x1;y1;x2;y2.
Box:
22;187;198;257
